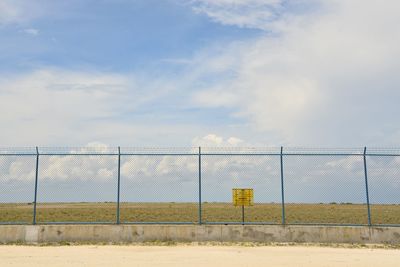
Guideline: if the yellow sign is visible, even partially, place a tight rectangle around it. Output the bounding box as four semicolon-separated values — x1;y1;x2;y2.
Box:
232;188;254;206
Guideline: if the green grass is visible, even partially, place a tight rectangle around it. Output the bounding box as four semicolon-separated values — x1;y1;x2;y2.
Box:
0;202;399;225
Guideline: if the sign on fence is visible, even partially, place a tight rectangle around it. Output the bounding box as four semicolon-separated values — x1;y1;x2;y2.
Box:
232;188;254;206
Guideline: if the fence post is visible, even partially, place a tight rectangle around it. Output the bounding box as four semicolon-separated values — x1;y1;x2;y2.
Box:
198;146;202;225
116;146;121;224
363;146;372;226
32;146;39;225
280;146;286;225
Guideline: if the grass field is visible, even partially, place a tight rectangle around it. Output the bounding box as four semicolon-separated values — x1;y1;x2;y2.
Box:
0;202;399;225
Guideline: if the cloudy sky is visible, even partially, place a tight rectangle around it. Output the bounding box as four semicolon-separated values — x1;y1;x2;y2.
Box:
2;0;400;210
1;0;400;147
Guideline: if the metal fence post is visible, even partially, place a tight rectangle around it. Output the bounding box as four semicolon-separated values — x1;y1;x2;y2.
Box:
32;146;40;225
363;146;372;226
116;146;121;224
280;146;286;225
198;146;202;225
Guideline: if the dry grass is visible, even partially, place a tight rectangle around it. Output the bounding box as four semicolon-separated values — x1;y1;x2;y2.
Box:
0;203;399;225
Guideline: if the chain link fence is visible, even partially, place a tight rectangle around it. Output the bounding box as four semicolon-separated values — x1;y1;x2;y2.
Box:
0;147;399;226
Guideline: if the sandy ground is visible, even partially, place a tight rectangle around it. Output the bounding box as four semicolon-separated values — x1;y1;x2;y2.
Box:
0;245;399;267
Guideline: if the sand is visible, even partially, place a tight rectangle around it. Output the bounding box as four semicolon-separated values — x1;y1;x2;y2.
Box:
0;245;399;267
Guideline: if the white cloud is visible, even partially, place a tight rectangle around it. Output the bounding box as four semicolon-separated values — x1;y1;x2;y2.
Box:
227;137;244;146
192;134;244;147
1;140;399;203
0;0;45;26
0;143;118;183
0;135;258;183
190;0;400;145
0;156;36;182
191;0;285;30
42;155;117;182
0;69;139;144
23;28;39;36
0;1;20;25
0;68;230;145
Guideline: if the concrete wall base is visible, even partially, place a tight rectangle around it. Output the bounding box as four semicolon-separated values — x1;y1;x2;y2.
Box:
1;225;400;244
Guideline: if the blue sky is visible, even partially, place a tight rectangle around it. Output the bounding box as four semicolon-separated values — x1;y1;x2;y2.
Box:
1;0;260;73
1;0;400;147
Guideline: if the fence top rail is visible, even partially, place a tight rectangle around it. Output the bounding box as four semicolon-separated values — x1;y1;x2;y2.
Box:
1;147;400;155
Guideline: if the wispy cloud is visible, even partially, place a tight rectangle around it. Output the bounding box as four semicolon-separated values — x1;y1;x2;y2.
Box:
0;1;20;25
0;0;46;25
191;0;285;30
0;69;135;144
1;0;400;147
23;28;39;36
0;68;217;146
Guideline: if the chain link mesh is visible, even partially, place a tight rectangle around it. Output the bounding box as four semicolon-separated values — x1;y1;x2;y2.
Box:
0;147;399;225
120;155;198;223
201;155;281;223
283;155;367;224
0;155;36;223
37;154;118;223
367;155;400;225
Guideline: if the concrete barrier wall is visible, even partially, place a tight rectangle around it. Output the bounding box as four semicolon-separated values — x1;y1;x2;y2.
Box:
1;225;400;244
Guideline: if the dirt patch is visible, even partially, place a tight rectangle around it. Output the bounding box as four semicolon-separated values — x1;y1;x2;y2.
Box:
0;245;399;267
